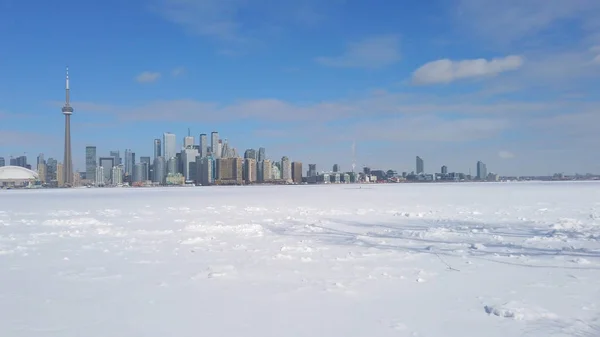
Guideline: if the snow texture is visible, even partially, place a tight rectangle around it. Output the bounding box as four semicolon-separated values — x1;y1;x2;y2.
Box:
1;181;599;336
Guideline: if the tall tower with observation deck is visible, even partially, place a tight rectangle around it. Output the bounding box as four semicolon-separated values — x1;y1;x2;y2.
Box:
62;67;74;186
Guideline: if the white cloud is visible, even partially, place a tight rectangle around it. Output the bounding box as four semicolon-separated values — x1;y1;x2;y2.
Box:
498;151;515;159
135;71;161;83
315;35;401;69
412;55;524;85
171;67;185;77
456;0;600;46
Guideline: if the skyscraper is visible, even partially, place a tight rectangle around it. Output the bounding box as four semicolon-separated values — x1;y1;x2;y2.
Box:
85;146;97;182
153;157;166;184
281;156;291;182
163;132;177;160
258;147;266;162
0;157;4;167
61;67;73;186
244;149;256;160
153;139;161;159
333;164;339;172
291;162;303;184
477;161;487;181
211;132;220;158
199;134;208;158
183;135;194;149
124;149;134;177
441;165;448;175
416;156;424;174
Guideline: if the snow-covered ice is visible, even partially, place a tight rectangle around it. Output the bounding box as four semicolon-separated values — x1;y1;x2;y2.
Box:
1;182;599;336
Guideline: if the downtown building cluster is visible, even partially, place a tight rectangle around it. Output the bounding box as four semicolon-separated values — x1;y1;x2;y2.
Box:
81;131;312;187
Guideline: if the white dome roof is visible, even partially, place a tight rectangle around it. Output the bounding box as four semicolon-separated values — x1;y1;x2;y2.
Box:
0;166;39;181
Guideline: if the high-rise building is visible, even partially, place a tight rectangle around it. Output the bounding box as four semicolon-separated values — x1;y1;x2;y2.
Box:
167;157;177;175
441;165;448;175
197;156;214;186
183;135;194;149
163;132;177;161
153;157;166;184
15;156;27;168
477;161;487;181
124;149;134;177
271;162;281;180
416;156;424;174
215;158;243;184
199;134;208;158
109;150;121;166
37;163;46;183
260;159;272;182
112;166;123;185
85;146;97;182
333;164;339;172
37;153;45;167
57;162;64;186
291;162;302;183
244;158;257;183
95;166;105;186
308;164;317;177
281;156;291;182
181;148;199;181
99;157;115;184
211;132;220;158
133;163;143;183
153;139;161;159
0;157;4;167
244;149;256;160
140;156;151;180
46;158;57;182
61;68;73;187
258;147;266;162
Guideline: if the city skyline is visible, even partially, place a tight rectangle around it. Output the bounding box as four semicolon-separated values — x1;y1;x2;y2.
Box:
1;1;599;176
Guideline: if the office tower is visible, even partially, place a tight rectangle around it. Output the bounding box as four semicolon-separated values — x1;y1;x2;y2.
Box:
153;139;161;159
181;148;199;181
183;135;194;149
217;140;223;159
95;166;104;186
258;147;266;162
291;162;302;184
46;158;57;182
124;149;134;177
37;153;45;167
140;156;151;180
85;146;97;181
0;157;4;167
112;166;123;185
133;163;143;182
260;160;272;182
197;156;213;186
215;158;243;184
221;139;231;158
244;149;256;160
416;156;424;174
243;158;257;183
281;156;291;182
60;67;74;186
271;162;281;180
308;164;317;177
57;163;64;186
38;162;46;183
477;161;487;181
167;157;177;175
163;132;177;161
15;156;27;168
199;134;208;158
441;165;448;175
99;157;115;184
333;164;339;172
152;157;166;184
210;132;219;158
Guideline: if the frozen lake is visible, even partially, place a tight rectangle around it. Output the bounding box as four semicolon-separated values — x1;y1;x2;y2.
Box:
1;182;599;336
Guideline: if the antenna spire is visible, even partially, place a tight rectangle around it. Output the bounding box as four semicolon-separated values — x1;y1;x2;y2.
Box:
65;66;70;105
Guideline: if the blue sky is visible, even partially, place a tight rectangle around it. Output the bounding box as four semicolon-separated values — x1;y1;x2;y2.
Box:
1;0;599;176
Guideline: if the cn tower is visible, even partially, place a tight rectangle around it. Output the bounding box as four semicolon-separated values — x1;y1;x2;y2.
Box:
62;67;73;186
